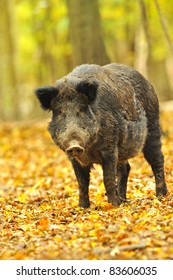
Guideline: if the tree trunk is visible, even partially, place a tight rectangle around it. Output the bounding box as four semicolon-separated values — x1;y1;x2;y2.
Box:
66;0;109;66
0;0;19;119
135;0;172;100
135;0;151;78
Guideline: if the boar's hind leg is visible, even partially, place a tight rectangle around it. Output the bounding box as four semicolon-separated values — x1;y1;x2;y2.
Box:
143;126;167;197
117;162;131;201
71;159;91;208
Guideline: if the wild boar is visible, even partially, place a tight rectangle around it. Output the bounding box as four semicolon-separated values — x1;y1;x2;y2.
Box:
35;63;167;208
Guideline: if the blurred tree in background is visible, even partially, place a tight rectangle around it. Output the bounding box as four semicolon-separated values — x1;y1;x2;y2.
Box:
0;0;173;120
67;0;109;65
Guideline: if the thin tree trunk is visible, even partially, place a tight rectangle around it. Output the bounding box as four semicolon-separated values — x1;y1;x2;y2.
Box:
135;0;151;78
154;0;173;55
32;0;59;85
0;0;19;119
135;0;172;100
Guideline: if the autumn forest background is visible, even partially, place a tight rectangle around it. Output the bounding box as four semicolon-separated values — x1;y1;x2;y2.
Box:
0;0;173;120
0;0;173;260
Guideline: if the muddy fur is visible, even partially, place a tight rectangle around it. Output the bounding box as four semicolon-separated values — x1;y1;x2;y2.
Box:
35;63;167;208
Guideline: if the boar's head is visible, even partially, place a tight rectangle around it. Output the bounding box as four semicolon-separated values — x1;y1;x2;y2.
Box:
35;80;99;163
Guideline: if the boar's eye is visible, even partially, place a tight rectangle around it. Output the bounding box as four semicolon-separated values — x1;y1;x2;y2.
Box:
76;106;87;117
57;109;63;115
53;108;63;117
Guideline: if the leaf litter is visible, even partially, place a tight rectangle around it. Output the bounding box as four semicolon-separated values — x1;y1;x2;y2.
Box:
0;112;173;260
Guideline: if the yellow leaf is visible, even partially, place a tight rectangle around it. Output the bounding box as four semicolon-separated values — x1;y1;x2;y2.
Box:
18;193;27;203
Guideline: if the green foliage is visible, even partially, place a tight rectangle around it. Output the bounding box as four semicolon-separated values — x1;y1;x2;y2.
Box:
14;0;173;83
100;0;139;63
15;0;70;84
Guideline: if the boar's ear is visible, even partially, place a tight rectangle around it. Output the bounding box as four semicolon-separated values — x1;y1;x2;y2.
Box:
34;86;58;111
76;80;98;103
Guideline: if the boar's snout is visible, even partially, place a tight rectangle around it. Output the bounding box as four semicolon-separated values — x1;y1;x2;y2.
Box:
66;141;84;157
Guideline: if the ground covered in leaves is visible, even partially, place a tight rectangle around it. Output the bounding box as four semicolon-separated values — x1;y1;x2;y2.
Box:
0;112;173;260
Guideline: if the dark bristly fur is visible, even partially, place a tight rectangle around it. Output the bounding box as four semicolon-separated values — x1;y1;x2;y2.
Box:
35;63;167;208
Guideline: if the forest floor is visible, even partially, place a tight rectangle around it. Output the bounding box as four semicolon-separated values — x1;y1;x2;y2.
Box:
0;112;173;260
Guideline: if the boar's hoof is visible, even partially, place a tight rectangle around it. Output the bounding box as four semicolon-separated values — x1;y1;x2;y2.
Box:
156;184;168;197
108;196;122;207
66;145;84;157
79;200;90;208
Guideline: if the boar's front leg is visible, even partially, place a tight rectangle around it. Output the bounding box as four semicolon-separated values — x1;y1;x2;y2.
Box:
101;151;121;207
117;162;131;200
71;159;91;208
